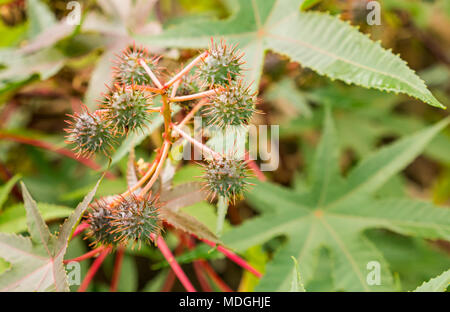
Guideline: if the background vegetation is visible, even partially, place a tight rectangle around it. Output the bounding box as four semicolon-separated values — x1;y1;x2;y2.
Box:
0;0;449;292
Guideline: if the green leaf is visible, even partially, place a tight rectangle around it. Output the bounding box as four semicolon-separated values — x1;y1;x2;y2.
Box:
160;182;209;212
264;78;312;119
290;256;306;292
27;0;56;39
332;117;450;204
138;0;443;108
126;147;140;195
367;230;450;291
84;43;127;109
159;208;221;245
0;178;102;291
0;47;66;96
301;0;323;10
0;175;20;211
222;115;450;292
21;182;52;247
0;203;72;233
141;270;168;292
309;107;343;206
266;12;443;109
413;269;450;292
55;177;104;250
284;84;450;164
116;254;138;292
0;20;27;48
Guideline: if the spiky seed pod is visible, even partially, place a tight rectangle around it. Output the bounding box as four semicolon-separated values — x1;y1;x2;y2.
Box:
101;85;153;135
203;79;256;128
113;45;159;85
108;194;162;248
65;107;116;157
197;40;244;86
85;199;121;247
202;157;250;202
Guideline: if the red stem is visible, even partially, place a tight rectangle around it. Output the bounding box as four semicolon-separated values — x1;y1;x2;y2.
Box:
181;234;212;292
161;271;176;292
110;246;125;292
71;222;89;239
193;261;213;292
139;59;163;89
78;247;112;292
170;89;216;102
199;260;233;292
184;236;230;292
64;246;105;264
151;234;196;292
133;85;164;94
0;132;115;179
140;140;170;195
245;151;266;182
164;51;208;88
201;239;262;278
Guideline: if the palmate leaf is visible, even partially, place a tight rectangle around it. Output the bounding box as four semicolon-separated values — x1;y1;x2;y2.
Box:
0;203;72;234
290;257;306;292
265;78;312;119
160;182;209;212
221;111;450;291
26;0;57;39
413;269;450;292
0;175;21;211
280;83;450;164
366;230;450;291
137;0;444;108
0;179;102;292
159;209;221;245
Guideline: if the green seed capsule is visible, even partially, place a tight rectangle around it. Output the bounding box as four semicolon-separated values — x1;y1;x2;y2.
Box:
202;157;250;202
197;40;244;86
101;85;153;135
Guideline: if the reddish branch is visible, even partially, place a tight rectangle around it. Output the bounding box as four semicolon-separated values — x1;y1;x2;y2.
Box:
245;151;266;182
71;222;89;240
192;261;212;292
201;238;262;278
151;234;196;292
164;52;208;88
64;246;106;264
78;247;112;292
161;271;176;292
184;236;230;292
110;246;125;292
199;260;233;292
170;89;216;102
181;234;213;292
0;132;115;179
160;236;185;292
